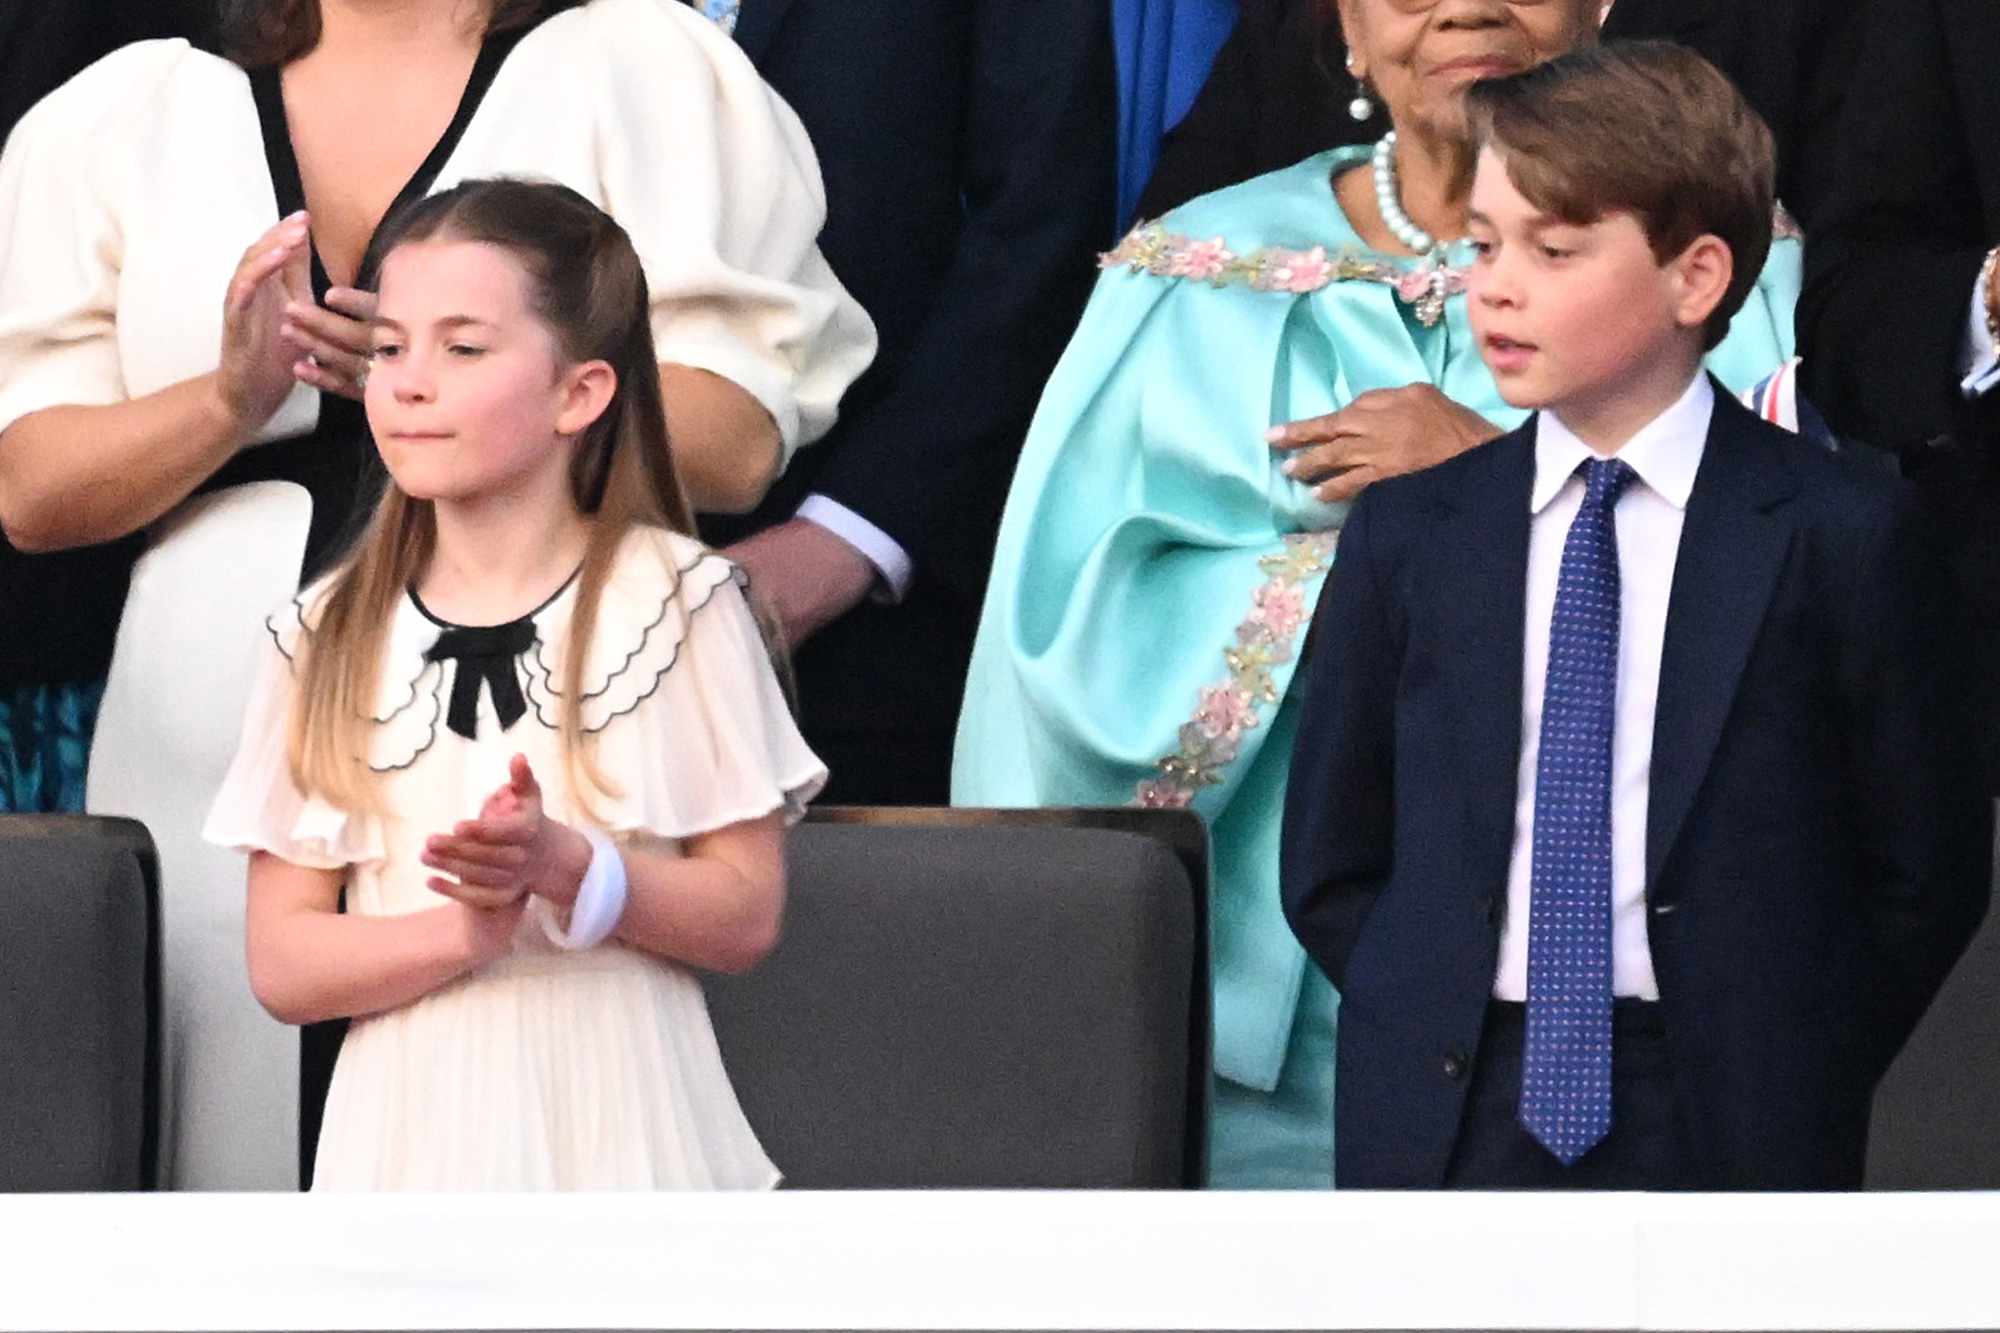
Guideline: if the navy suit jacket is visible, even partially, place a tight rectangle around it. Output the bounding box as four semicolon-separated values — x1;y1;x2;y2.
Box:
703;0;1116;800
1281;389;1992;1190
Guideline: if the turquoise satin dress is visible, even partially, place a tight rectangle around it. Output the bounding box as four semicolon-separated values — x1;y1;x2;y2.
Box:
951;146;1801;1187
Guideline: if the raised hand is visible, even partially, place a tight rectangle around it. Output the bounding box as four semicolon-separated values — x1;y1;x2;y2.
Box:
216;211;314;432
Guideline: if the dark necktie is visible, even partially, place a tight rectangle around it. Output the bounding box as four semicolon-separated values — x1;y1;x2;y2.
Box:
1520;456;1635;1165
423;619;535;741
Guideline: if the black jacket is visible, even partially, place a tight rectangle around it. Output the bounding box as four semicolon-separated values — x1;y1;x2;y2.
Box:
703;0;1117;802
0;0;215;141
1800;0;2000;787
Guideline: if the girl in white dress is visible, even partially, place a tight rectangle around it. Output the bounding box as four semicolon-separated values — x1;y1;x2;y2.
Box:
0;0;871;1189
205;179;824;1189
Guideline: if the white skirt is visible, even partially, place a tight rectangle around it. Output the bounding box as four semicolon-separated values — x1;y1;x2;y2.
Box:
311;946;779;1191
86;481;313;1190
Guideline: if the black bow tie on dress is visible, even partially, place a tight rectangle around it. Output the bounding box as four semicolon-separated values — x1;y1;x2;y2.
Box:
423;619;537;740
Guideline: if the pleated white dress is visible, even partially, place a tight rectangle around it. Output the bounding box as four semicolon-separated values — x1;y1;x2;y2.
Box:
205;528;823;1190
2;0;874;1189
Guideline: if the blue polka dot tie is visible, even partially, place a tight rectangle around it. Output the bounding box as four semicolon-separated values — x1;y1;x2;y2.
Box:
1520;456;1634;1165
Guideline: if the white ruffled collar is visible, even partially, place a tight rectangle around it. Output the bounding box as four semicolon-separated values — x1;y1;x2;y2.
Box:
267;528;741;771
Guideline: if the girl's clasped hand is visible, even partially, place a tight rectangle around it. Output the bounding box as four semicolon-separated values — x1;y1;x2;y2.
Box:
420;753;592;916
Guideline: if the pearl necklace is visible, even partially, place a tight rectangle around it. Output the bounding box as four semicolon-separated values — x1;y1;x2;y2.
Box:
1371;131;1438;256
1368;131;1471;327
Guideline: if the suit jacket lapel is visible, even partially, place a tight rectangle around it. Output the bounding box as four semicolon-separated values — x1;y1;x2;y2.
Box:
727;0;798;64
1646;387;1801;889
1436;425;1536;884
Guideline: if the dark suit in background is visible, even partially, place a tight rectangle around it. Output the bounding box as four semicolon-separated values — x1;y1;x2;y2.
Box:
704;0;1117;804
1282;393;1991;1189
0;1;216;142
1134;0;1856;228
1800;0;2000;790
1130;0;1368;222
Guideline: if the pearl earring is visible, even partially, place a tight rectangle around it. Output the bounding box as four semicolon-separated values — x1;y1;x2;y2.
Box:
1345;56;1375;122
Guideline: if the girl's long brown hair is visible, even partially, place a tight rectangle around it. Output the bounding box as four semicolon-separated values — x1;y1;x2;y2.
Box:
290;177;696;816
219;0;578;67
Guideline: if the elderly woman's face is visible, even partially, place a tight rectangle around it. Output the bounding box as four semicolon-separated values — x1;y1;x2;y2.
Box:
1340;0;1598;144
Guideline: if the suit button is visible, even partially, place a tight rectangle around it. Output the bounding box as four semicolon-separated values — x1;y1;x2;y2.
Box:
1442;1050;1468;1080
1480;894;1499;925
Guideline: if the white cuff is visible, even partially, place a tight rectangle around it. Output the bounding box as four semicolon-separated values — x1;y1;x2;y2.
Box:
535;828;628;951
795;494;914;603
1960;268;2000;397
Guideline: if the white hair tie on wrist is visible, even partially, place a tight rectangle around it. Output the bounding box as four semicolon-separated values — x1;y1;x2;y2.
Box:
536;827;628;951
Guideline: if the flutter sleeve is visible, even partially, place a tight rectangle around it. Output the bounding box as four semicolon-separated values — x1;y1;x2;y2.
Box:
529;534;827;839
201;600;385;870
587;0;877;464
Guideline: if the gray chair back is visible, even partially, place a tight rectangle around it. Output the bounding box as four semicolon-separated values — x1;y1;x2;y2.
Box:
0;815;158;1190
1867;812;2000;1188
706;808;1209;1187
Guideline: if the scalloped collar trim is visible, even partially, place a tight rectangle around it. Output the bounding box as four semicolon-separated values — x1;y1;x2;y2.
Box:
265;532;738;770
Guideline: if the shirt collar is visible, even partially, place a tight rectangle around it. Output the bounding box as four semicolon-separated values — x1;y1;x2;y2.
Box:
1530;371;1714;514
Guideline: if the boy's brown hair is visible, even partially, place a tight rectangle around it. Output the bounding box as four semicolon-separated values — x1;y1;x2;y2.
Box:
1465;40;1776;351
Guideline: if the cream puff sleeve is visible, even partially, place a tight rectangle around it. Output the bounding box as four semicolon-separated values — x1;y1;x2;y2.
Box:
583;0;877;463
0;44;177;433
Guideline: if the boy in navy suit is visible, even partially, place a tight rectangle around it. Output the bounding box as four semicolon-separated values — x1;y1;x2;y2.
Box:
1281;42;1991;1190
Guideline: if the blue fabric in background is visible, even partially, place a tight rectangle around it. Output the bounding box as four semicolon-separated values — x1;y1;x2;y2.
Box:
1113;0;1239;229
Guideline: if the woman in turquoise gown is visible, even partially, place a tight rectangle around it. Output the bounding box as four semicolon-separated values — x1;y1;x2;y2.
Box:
951;7;1804;1187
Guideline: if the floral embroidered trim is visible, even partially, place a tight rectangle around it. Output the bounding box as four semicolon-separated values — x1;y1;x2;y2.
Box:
1100;224;1470;326
1133;530;1340;810
1102;204;1803;323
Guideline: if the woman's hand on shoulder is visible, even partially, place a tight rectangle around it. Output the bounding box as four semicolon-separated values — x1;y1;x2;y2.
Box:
213;212;314;434
421;754;593;910
1267;384;1502;503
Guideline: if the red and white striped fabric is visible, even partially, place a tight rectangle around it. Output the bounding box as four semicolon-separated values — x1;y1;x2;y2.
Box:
1741;357;1839;451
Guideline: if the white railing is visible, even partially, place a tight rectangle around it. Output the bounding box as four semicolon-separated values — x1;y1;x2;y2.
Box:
7;1190;2000;1330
